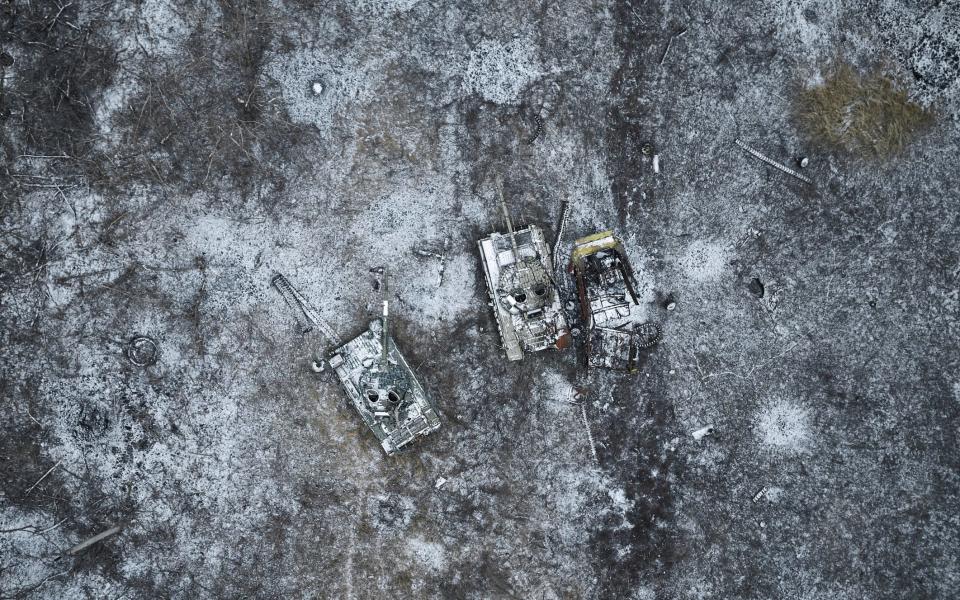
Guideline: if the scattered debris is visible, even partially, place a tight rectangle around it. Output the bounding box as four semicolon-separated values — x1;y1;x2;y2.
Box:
327;268;441;455
271;274;337;341
748;277;765;298
434;477;447;489
413;241;449;288
659;26;688;66
126;336;159;367
691;425;714;441
570;231;662;371
752;487;768;503
67;525;122;556
525;113;544;145
25;459;62;494
735;139;814;185
478;178;571;361
652;154;661;174
552;199;570;278
579;401;600;466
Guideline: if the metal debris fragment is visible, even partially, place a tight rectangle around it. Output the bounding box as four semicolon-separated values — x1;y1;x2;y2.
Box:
735;139;814;185
435;477;447;489
478;178;571;361
652;154;661;173
271;274;337;341
581;402;600;465
659;26;688;66
126;336;159;367
327;268;441;455
570;231;662;372
413;240;448;288
752;487;769;503
552;199;570;275
692;424;714;440
526;113;544;144
67;524;122;556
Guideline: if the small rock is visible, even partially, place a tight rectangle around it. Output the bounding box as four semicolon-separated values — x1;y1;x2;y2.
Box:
798;156;809;168
666;302;676;311
435;477;447;489
311;80;324;95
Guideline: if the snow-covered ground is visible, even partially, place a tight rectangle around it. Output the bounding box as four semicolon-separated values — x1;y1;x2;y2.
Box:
1;0;958;598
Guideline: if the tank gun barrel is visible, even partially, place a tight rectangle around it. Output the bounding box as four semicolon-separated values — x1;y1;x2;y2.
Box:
496;176;521;262
380;266;390;365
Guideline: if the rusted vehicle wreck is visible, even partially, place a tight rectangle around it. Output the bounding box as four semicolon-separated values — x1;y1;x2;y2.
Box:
569;231;662;371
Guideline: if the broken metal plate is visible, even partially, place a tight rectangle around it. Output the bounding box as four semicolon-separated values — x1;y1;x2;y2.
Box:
328;320;440;455
571;231;662;372
478;225;571;361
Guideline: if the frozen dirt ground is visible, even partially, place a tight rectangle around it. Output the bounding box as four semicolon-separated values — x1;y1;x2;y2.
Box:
1;0;959;598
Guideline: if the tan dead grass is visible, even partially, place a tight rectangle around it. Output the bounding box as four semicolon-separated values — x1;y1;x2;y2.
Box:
795;63;934;157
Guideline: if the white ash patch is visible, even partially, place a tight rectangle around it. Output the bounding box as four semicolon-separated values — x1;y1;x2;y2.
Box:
463;37;542;105
755;399;813;453
405;536;447;572
678;239;730;284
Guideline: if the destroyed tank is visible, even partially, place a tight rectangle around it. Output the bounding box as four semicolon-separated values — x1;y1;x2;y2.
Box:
273;271;440;455
570;231;662;372
328;271;440;455
478;181;571;361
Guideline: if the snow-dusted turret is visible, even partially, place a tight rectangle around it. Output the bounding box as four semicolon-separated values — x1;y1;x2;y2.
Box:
477;179;571;361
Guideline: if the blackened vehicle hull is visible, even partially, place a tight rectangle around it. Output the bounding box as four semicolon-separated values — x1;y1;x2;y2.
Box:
570;231;661;372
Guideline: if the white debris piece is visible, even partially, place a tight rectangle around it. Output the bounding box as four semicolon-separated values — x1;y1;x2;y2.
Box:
435;477;447;489
691;425;714;441
652;154;660;173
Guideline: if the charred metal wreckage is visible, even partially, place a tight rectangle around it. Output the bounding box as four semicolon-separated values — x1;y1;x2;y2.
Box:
478;180;571;361
272;272;440;455
569;231;662;372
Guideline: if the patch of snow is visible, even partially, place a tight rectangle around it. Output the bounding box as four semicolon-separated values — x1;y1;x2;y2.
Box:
678;239;730;283
463;37;542;105
539;370;578;412
406;536;447;572
755;399;813;453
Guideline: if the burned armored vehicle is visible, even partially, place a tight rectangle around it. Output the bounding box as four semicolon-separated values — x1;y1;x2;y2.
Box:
478;181;571;361
272;271;440;455
328;270;440;455
570;231;662;372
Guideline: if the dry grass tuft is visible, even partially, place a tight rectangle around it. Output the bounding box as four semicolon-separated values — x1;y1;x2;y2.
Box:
795;63;934;157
